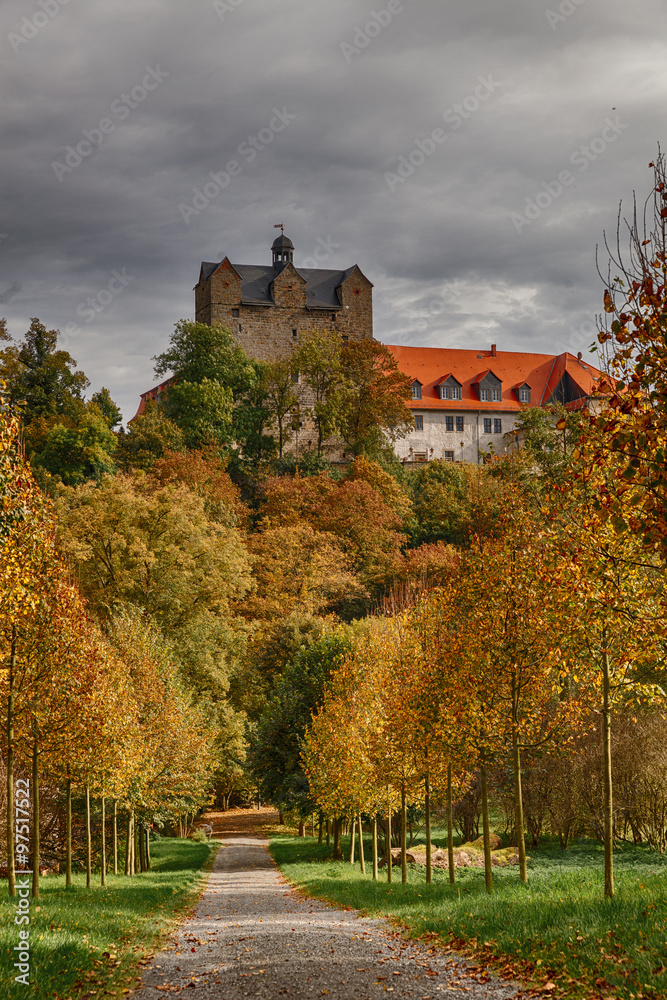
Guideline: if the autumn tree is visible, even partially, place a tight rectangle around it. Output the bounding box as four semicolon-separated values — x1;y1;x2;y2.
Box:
591;151;667;559
543;476;667;897
337;339;414;457
0;394;58;896
56;469;252;706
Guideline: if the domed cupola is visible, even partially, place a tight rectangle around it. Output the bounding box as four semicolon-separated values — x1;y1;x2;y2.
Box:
272;226;294;270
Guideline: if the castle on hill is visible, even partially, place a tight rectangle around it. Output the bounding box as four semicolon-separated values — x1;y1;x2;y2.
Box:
136;230;601;463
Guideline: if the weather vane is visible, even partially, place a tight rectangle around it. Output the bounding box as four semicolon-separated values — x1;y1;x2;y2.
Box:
273;223;285;234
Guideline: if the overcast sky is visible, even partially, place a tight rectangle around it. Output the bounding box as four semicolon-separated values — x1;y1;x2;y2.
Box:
1;0;666;422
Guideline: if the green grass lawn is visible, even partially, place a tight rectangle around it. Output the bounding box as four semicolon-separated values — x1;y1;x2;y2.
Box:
270;831;667;1000
0;837;219;1000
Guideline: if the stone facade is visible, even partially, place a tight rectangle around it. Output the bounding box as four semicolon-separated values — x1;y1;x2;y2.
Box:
397;407;511;464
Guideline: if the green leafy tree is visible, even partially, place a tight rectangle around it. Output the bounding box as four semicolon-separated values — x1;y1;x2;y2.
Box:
32;407;117;485
292;329;345;454
117;399;186;471
163;378;233;449
261;358;298;459
153;320;273;465
247;633;352;815
153;319;256;395
91;387;122;429
0;319;89;450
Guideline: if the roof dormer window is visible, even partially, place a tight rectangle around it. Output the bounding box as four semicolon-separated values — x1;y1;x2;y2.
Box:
514;382;532;404
473;370;502;403
411;380;423;400
436;375;462;401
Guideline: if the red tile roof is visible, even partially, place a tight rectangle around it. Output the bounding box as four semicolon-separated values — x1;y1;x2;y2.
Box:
386;345;602;412
130;377;174;422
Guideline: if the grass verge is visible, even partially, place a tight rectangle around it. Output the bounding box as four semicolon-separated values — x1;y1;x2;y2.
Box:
270;832;667;1000
1;837;219;1000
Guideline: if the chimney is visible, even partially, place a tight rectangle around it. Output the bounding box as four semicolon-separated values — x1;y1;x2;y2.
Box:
491;344;497;357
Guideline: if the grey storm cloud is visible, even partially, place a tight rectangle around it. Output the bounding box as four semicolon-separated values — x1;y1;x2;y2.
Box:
1;0;666;421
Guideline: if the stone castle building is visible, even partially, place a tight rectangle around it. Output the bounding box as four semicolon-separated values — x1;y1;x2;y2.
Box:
194;231;373;360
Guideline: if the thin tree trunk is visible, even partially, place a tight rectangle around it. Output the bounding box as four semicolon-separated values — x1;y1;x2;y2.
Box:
480;763;493;894
101;795;106;886
326;818;330;847
511;679;527;883
124;811;132;875
386;791;392;884
349;814;356;864
85;783;91;889
139;822;146;873
372;814;378;881
425;768;432;885
145;826;151;870
332;817;342;860
447;763;455;884
134;816;140;873
31;738;39;900
66;776;72;887
358;813;365;874
113;801;118;876
401;782;407;884
298;818;305;837
602;638;615;898
318;813;323;844
6;636;16;897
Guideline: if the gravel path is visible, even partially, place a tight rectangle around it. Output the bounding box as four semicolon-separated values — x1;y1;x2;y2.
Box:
132;828;521;1000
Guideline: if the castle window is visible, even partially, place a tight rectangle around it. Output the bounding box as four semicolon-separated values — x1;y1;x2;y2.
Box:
456;416;464;431
354;289;360;295
342;335;349;343
452;386;462;400
232;308;239;317
494;419;502;434
444;450;454;462
415;415;423;431
519;386;530;403
480;389;489;401
238;324;242;333
291;370;300;384
411;381;422;400
440;386;451;400
491;388;502;402
331;313;336;322
445;416;454;431
484;418;492;433
292;329;298;338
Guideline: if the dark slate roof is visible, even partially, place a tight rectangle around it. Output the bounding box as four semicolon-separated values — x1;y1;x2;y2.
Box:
198;261;361;310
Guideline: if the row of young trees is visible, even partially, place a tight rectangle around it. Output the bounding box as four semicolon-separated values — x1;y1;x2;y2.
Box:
0;396;218;898
300;464;666;898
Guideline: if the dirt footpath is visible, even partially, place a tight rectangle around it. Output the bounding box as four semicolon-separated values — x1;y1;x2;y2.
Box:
132;812;520;1000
